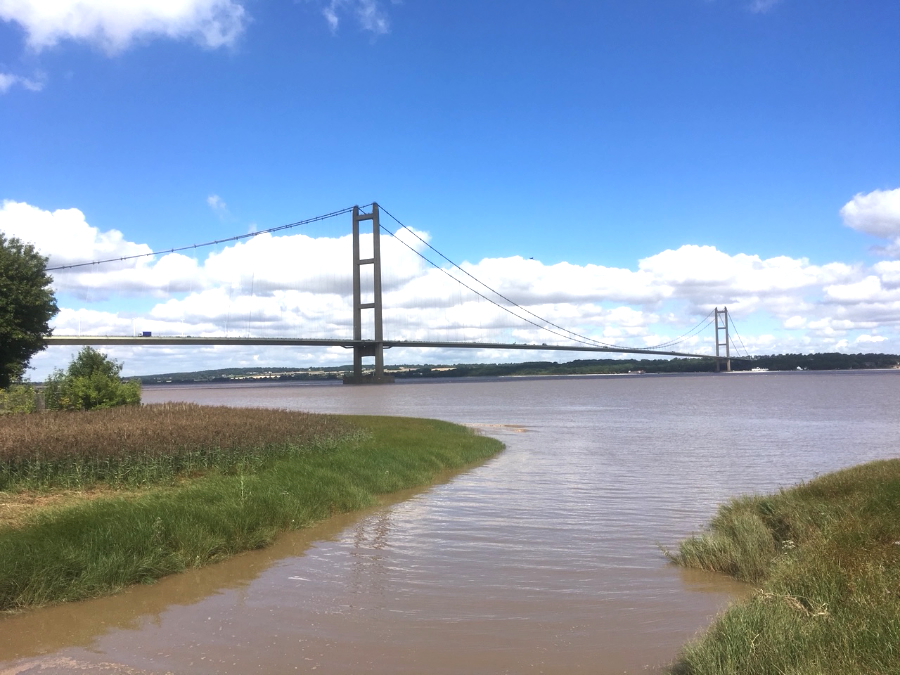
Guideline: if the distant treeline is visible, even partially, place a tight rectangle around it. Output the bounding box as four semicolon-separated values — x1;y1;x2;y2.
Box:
137;352;900;384
395;352;900;378
139;366;348;384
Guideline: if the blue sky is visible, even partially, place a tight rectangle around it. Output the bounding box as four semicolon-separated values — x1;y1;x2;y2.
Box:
1;0;899;377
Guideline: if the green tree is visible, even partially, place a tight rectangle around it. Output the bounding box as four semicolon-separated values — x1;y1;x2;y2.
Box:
45;347;141;411
0;233;59;388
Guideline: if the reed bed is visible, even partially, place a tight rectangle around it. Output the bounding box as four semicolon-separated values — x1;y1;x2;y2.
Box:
0;415;503;610
668;459;900;674
0;403;360;490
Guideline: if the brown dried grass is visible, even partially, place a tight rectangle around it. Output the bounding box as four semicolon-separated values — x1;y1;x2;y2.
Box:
0;403;358;490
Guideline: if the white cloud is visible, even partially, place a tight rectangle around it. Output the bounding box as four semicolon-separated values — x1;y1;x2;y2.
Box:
840;187;900;256
6;197;900;379
0;72;15;92
0;0;247;53
749;0;783;13
355;0;389;34
207;194;229;218
321;0;390;35
856;334;886;344
322;5;339;32
824;276;881;303
0;71;43;93
0;200;150;269
874;260;900;287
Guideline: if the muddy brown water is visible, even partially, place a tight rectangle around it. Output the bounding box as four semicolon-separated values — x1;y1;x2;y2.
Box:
2;371;898;674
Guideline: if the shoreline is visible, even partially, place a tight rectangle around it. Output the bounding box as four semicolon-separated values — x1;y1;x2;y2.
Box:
0;411;504;612
134;367;900;392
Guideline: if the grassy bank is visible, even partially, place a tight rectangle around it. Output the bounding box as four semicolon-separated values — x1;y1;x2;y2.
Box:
668;459;900;674
0;406;502;611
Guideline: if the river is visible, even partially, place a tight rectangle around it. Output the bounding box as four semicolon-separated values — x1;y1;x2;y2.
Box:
1;371;898;674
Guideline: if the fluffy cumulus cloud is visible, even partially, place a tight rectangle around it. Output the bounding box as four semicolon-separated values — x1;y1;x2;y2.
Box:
841;187;900;256
5;197;900;378
0;0;247;52
0;200;150;269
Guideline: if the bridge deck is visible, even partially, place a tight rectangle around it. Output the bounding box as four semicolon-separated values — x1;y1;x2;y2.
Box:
45;336;723;361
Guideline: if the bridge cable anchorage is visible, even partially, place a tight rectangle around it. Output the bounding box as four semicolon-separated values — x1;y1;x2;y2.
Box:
379;204;716;352
45;205;369;272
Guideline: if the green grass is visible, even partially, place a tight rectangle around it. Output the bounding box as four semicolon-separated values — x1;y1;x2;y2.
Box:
668;459;900;674
0;413;503;612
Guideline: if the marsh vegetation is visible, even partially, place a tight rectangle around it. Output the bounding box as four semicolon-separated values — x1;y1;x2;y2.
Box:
0;405;503;612
668;459;900;674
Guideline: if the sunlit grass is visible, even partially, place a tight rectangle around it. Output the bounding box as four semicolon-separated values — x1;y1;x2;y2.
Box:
668;459;900;674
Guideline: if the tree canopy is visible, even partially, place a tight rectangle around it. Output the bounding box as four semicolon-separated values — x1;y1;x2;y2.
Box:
45;347;141;411
0;233;59;388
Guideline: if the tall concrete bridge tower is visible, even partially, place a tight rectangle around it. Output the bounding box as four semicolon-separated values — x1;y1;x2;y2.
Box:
344;203;394;384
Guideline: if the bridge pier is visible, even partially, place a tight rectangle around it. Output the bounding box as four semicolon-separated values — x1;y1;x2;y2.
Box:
714;306;731;372
343;203;395;385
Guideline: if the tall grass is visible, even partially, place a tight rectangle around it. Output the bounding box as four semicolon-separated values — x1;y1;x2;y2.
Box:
0;413;503;611
668;459;900;674
0;403;358;489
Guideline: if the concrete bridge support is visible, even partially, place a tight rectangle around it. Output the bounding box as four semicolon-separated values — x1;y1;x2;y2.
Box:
715;306;731;372
343;203;394;384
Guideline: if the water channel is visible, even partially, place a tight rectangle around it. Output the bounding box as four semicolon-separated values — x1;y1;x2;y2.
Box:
2;371;898;674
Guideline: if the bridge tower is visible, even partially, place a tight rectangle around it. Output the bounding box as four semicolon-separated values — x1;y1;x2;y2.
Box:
714;307;731;372
344;203;395;384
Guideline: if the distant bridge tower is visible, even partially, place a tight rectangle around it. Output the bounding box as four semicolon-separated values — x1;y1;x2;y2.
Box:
714;306;731;372
344;203;394;384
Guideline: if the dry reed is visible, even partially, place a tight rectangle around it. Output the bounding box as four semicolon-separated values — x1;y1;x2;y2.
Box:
0;403;359;489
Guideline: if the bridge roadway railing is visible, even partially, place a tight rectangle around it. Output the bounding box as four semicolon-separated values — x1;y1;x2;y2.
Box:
44;335;733;362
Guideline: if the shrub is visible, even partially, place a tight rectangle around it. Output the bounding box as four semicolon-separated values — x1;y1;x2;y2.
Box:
0;384;38;414
44;347;141;411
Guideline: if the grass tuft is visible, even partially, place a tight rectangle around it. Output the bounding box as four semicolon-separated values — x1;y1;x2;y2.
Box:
669;459;900;675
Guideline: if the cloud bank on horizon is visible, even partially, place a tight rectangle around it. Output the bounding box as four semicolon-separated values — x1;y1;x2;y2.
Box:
2;188;899;378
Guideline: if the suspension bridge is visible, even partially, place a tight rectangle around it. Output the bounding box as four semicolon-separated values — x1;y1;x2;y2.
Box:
44;203;748;383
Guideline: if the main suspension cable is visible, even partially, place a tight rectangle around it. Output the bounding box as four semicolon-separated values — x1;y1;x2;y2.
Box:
378;205;633;349
47;205;364;271
377;218;610;349
379;204;716;352
643;310;716;350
